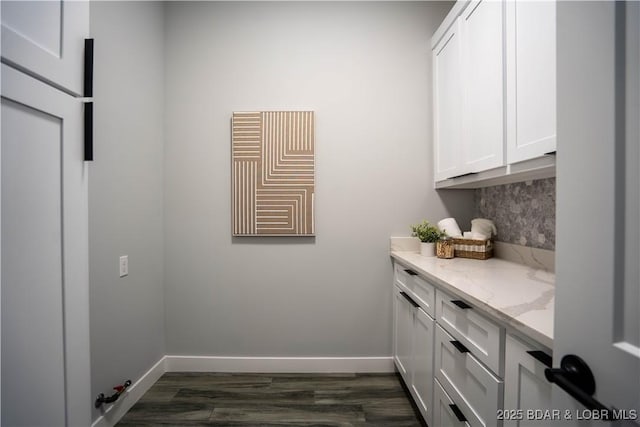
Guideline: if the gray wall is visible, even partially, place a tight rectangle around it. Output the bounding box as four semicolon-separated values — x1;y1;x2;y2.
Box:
475;178;556;250
163;1;473;356
89;2;165;421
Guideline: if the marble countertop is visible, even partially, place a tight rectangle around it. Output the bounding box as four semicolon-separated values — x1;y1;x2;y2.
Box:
391;250;555;349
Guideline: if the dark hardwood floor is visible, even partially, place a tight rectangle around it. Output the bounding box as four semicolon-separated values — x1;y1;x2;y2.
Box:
116;372;426;426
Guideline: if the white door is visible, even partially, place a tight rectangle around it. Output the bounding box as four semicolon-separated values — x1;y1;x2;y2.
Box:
1;63;91;426
412;308;435;426
394;286;413;382
433;19;464;182
460;0;504;173
505;0;557;164
1;0;89;95
555;1;639;425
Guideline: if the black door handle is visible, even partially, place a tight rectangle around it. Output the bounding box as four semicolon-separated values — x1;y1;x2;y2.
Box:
451;299;472;309
449;404;467;422
527;350;552;368
84;38;94;97
450;340;470;354
84;38;94;161
84;102;93;161
449;172;477;179
545;355;616;420
404;269;418;276
400;292;419;308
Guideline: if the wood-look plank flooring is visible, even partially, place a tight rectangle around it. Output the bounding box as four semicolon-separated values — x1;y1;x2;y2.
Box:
116;373;426;426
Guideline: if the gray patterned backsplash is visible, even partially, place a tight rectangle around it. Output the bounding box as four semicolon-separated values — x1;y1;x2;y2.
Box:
475;178;556;251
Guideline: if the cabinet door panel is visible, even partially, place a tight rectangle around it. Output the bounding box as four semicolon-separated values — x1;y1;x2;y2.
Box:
412;308;435;426
504;334;552;427
1;64;90;427
394;286;413;381
2;81;66;427
461;0;504;172
1;0;88;95
506;0;556;163
434;20;464;181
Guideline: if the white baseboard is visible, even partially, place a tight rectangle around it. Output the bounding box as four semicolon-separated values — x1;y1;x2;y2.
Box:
164;355;394;373
91;356;166;427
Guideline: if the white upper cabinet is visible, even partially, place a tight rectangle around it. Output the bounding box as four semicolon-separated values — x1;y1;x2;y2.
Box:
460;0;505;173
505;0;557;164
432;0;557;188
433;0;504;181
1;1;89;95
434;19;464;181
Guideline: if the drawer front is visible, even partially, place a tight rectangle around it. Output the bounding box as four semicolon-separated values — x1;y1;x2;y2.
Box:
394;262;412;289
408;274;436;317
435;324;503;427
436;289;504;375
434;378;472;427
394;263;435;317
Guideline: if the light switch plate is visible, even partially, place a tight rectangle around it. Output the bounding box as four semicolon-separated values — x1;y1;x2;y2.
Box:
119;255;128;277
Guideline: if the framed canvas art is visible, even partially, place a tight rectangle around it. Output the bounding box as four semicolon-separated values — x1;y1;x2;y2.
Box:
232;111;315;236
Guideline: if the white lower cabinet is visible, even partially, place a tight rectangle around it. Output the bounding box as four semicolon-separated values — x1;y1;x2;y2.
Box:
394;285;414;381
435;324;503;427
393;279;435;426
412;307;435;425
434;378;472;427
392;261;553;427
436;289;504;376
503;334;553;427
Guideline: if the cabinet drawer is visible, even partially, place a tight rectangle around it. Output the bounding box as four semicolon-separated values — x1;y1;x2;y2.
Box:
394;262;411;288
434;378;472;427
435;324;503;427
394;263;436;317
436;289;504;374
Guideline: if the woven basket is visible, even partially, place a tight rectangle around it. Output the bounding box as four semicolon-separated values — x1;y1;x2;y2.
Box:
452;238;493;260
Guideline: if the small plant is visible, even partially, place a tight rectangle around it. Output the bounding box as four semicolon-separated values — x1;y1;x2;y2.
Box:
411;220;445;243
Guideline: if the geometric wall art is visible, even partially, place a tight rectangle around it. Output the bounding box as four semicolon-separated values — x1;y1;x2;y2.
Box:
232;111;315;236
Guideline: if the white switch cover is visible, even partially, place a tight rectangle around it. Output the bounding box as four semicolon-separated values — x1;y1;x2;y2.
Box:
119;255;128;277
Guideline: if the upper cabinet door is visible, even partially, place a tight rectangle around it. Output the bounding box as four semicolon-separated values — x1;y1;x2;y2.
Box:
460;0;505;173
506;0;557;164
433;19;464;181
1;0;89;96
